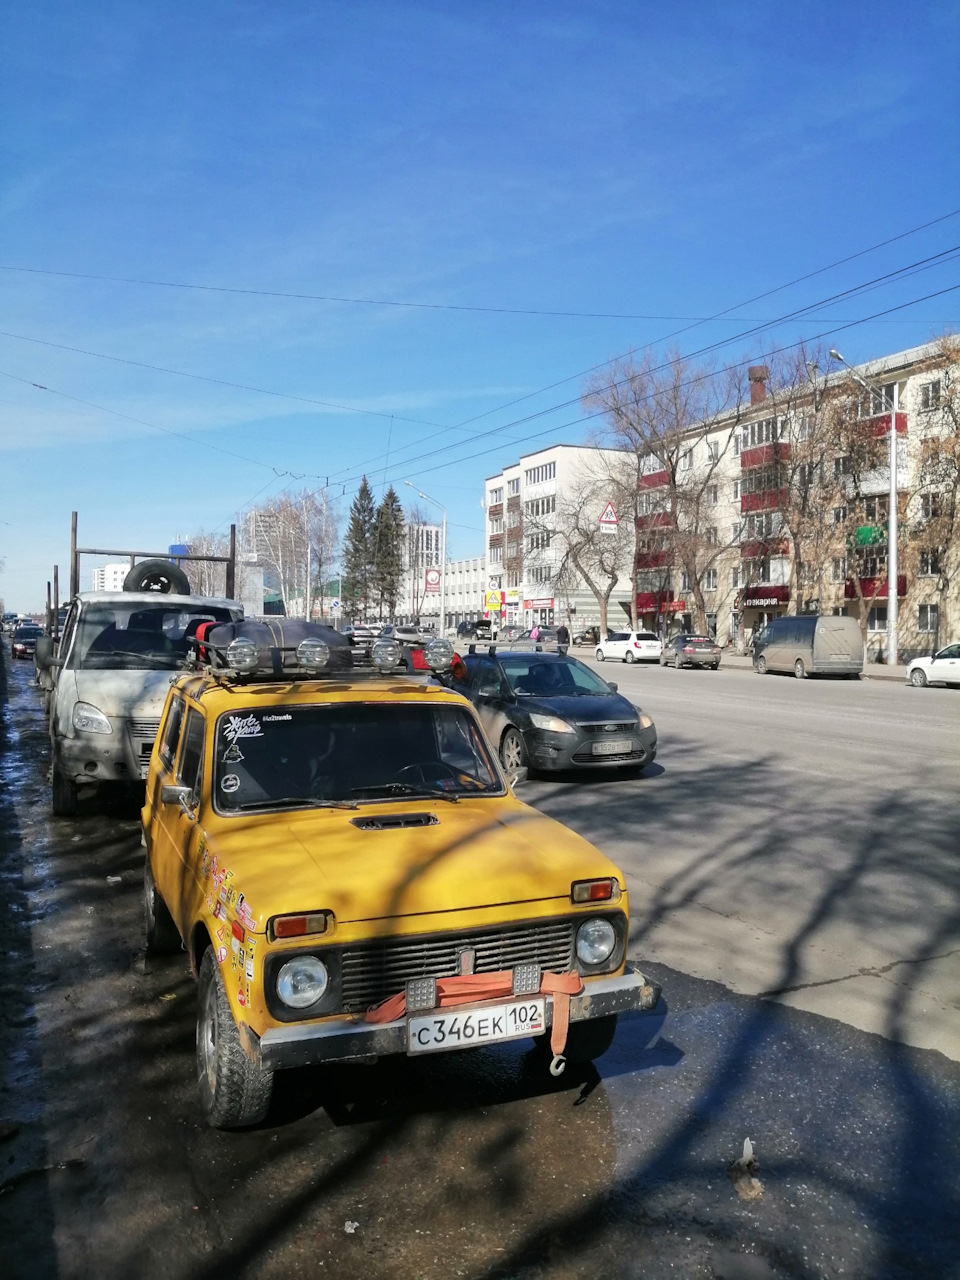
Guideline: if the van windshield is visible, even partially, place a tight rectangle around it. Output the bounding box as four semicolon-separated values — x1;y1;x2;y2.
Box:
69;602;236;671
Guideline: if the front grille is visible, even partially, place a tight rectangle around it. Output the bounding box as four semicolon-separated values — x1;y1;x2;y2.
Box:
129;718;161;738
340;920;575;1012
575;721;637;734
572;745;646;763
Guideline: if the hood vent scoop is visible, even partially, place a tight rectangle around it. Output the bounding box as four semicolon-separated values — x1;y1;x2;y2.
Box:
350;812;439;831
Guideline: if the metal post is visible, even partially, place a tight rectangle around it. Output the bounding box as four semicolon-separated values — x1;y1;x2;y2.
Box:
46;581;52;634
226;524;236;599
70;511;79;597
53;566;60;639
440;509;447;635
305;501;312;621
888;381;899;665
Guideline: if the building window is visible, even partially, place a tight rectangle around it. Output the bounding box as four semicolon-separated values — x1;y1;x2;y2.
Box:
489;487;503;505
744;418;777;448
796;461;815;487
833;505;848;524
831;557;846;582
680;569;691;590
507;478;520;496
921;493;943;520
523;461;556;485
704;568;718;591
864;495;888;522
532;566;552;584
507;509;520;528
679;449;692;471
708;484;719;505
744;511;781;539
489;545;502;563
731;565;743;589
506;542;519;560
507;570;521;588
527;531;551;552
732;479;741;501
732;432;741;457
919;548;941;576
857;385;896;418
730;522;741;543
834;456;850;478
524;495;556;517
920;380;940;411
867;606;887;632
918;603;939;632
707;441;719;462
489;517;503;534
796;415;812;442
704;526;718;544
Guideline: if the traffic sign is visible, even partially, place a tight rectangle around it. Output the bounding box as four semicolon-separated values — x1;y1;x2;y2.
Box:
331;598;340;612
598;501;619;526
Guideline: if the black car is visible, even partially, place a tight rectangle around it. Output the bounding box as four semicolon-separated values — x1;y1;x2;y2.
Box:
11;623;43;659
457;618;496;641
454;649;657;774
659;633;722;669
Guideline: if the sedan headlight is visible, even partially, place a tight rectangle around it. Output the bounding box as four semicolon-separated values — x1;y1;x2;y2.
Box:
73;702;112;735
276;956;329;1009
576;918;616;966
528;712;576;734
639;713;654;730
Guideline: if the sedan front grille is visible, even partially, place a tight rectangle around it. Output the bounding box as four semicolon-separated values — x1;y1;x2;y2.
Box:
128;718;161;739
575;721;637;735
339;920;575;1013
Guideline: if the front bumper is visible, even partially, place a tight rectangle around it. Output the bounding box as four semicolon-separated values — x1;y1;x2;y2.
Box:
253;961;662;1072
58;719;159;784
528;725;658;771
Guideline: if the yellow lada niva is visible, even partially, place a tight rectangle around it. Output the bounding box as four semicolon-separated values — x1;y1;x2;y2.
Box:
141;623;661;1129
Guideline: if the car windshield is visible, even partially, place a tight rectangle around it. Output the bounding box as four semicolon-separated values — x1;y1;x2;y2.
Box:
69;602;237;670
213;702;502;812
499;655;615;697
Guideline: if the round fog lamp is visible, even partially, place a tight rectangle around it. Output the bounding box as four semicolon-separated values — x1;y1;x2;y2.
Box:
576;918;616;966
225;637;259;672
276;956;328;1009
372;638;402;670
297;638;329;670
424;637;454;669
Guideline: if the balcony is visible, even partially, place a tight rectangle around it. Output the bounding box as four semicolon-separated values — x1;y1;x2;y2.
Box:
640;469;669;490
636;551;671;569
857;411;907;439
636;511;671;530
844;575;907;600
740;539;789;561
852;525;886;548
740;442;791;470
741;488;790;514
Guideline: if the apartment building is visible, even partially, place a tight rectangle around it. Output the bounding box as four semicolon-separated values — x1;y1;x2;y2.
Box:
484;340;959;659
90;563;128;592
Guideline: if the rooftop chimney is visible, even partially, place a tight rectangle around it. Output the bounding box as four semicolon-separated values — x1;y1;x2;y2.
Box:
748;365;768;405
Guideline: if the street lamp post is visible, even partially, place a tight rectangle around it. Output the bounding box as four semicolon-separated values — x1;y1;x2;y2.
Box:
829;350;900;665
404;480;447;634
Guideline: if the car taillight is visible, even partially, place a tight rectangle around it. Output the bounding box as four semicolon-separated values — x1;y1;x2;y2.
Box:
683;646;695;653
571;878;621;904
269;911;330;941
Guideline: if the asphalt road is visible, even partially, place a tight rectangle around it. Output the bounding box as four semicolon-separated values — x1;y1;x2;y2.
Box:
1;649;958;1280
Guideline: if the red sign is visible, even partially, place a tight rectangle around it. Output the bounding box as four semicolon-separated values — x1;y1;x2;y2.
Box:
523;598;554;609
661;600;686;613
636;591;674;612
424;568;441;594
740;584;790;607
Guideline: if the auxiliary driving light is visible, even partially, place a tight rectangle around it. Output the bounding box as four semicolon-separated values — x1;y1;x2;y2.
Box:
424;637;454;669
296;638;330;670
225;637;260;672
372;638;402;670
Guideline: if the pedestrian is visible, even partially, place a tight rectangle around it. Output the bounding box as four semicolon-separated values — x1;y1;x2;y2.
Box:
530;623;540;642
556;621;570;655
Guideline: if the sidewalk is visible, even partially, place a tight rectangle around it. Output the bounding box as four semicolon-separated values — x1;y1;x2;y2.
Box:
719;650;908;682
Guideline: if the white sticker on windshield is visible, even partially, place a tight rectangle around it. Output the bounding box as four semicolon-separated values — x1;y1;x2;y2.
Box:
221;742;245;763
221;774;241;794
223;714;263;743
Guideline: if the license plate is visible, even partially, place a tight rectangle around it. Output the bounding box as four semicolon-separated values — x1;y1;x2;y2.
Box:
139;763;151;780
407;998;546;1054
592;738;633;755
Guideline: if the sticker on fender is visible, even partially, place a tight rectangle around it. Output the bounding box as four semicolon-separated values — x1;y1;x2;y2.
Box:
407;998;545;1054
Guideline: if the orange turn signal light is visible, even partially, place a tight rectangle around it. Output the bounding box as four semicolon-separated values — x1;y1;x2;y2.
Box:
269;911;330;941
571;878;620;904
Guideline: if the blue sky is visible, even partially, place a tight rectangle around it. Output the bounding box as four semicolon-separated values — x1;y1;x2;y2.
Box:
1;0;958;609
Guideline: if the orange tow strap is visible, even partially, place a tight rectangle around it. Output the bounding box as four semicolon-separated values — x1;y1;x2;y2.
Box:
364;969;584;1068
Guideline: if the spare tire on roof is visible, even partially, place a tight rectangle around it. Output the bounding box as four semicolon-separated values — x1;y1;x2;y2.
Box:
123;558;192;595
201;619;353;673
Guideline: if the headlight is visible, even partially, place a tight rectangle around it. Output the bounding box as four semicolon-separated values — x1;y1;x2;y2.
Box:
276;956;329;1009
528;712;576;734
639;713;654;730
372;638;402;670
73;702;112;734
297;639;329;670
576;918;616;966
226;637;259;672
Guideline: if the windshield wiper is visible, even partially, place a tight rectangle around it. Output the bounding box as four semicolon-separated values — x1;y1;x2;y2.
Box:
234;796;359;811
349;782;459;804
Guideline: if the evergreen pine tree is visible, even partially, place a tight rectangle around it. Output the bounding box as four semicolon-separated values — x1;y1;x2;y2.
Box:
372;486;405;619
342;476;376;618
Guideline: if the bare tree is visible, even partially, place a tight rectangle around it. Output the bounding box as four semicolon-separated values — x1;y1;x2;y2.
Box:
245;489;340;617
584;350;746;632
182;530;230;597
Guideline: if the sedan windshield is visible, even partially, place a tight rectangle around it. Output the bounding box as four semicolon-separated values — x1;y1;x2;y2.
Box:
69;602;237;670
214;702;502;812
499;655;615;697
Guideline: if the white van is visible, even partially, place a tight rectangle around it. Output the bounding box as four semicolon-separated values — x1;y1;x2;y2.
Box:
40;591;242;814
752;614;863;679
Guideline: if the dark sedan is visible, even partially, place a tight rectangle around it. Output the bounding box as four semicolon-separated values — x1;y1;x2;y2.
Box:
454;649;657;774
659;633;722;670
11;623;43;659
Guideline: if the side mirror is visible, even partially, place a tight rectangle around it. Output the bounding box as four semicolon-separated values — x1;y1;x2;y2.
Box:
160;783;193;809
607;681;618;692
509;767;529;787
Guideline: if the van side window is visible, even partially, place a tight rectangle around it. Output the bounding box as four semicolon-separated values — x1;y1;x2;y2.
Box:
177;709;205;805
159;698;185;769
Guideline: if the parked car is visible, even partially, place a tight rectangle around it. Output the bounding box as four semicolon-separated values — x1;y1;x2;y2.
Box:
457;618;497;641
659;634;722;670
752;615;862;679
2;612;20;635
905;642;960;687
573;626;602;647
141;622;662;1128
11;622;43;658
380;623;427;643
454;648;657;774
517;626;560;644
595;630;662;663
498;624;527;642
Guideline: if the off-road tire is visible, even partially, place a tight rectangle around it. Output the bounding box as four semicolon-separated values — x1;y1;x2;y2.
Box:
123;558;191;596
196;948;274;1130
910;668;928;688
499;727;527;774
756;655;768;675
144;860;182;954
794;658;806;679
51;759;78;817
596;649;605;662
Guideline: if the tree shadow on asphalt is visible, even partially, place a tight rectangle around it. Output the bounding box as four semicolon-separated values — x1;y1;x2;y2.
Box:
3;654;959;1280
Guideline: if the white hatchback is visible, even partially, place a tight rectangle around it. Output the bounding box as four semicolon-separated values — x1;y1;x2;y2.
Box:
595;630;662;663
905;642;960;687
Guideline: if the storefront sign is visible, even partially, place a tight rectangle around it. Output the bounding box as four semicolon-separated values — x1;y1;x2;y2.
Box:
740;584;790;607
523;598;555;609
505;588;520;604
637;591;674;612
661;600;686;613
